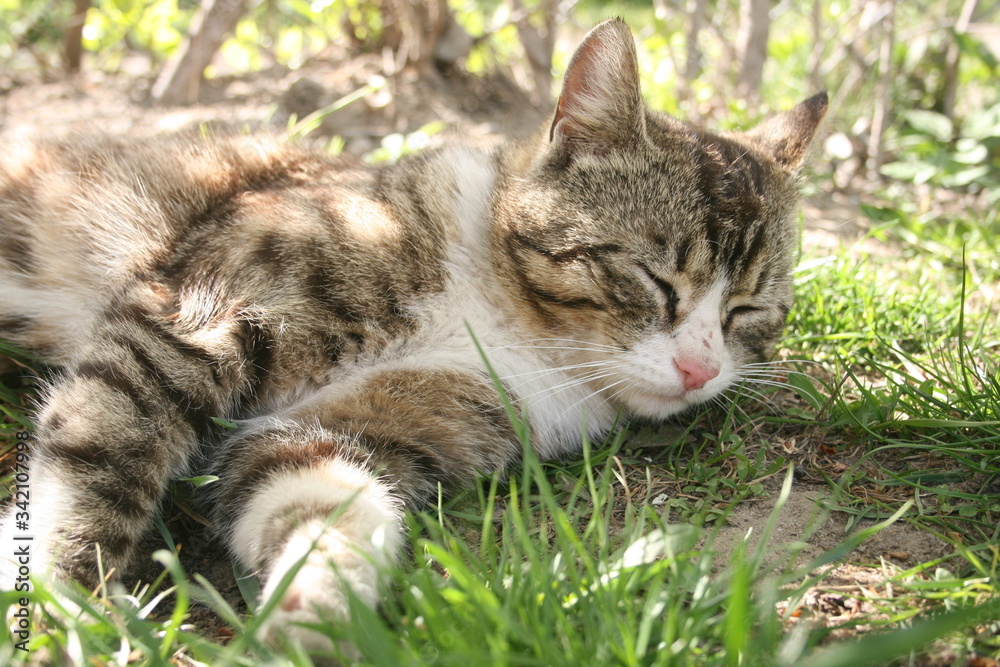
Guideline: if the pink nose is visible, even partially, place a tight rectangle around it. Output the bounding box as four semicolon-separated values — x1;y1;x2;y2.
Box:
674;358;720;392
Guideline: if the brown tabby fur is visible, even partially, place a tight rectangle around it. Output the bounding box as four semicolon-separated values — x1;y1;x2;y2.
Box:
0;19;826;649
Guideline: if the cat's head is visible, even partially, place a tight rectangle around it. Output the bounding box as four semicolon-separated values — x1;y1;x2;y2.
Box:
496;18;827;420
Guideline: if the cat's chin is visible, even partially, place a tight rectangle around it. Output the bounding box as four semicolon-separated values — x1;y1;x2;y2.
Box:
618;386;709;420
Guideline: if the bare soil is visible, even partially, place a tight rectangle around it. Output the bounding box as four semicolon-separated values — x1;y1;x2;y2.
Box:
0;53;962;657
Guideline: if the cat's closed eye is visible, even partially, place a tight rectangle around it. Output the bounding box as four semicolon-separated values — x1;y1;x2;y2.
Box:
638;265;680;318
723;304;762;330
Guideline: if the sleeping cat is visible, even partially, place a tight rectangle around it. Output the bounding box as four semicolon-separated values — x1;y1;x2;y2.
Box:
0;19;825;649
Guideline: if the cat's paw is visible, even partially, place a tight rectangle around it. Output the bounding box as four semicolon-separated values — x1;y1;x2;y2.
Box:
230;459;403;654
256;517;381;656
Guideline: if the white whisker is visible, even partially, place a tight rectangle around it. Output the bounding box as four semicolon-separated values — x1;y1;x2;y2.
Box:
723;383;784;413
499;359;619;382
711;393;755;424
735;371;791;380
555;376;635;423
492;337;623;353
512;367;627;406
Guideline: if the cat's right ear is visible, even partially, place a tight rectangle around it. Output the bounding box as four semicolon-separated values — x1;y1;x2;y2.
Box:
549;18;645;151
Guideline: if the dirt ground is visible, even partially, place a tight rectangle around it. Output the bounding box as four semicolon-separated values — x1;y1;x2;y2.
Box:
0;52;960;654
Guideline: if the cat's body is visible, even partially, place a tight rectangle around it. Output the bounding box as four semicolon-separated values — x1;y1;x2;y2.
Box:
0;20;825;649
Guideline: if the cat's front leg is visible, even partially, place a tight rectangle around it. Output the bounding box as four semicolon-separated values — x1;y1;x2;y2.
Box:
215;368;520;650
0;302;228;589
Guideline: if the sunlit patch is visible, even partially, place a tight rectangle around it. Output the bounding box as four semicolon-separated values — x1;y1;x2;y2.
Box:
4;140;44;182
176;281;228;330
183;151;234;191
335;191;400;243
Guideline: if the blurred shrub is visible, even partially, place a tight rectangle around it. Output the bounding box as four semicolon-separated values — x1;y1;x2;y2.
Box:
881;104;1000;201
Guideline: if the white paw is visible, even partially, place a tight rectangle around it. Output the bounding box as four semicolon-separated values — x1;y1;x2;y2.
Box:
231;460;403;651
256;517;381;654
230;459;403;652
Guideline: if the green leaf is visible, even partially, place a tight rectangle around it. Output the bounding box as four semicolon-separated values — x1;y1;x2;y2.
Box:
859;203;901;224
953;138;988;164
211;417;239;430
787;372;826;412
957;504;979;517
802;596;1000;667
904;110;954;142
610;525;699;571
943;165;991;187
962;102;1000;141
233;560;262;609
953;31;1000;72
880;160;937;184
153;514;176;553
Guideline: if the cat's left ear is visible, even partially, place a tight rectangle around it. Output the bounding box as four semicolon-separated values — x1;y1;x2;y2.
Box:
745;92;829;169
549;18;645;150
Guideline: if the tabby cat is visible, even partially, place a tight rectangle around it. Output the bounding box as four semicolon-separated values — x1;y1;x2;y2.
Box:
0;19;825;649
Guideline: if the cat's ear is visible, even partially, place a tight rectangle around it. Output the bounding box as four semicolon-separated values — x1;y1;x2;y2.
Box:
746;92;829;169
549;18;644;150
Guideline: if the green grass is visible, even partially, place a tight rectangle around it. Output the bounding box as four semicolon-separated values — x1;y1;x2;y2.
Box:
2;433;995;665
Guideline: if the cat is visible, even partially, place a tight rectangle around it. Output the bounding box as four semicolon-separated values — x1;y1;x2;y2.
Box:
0;18;826;651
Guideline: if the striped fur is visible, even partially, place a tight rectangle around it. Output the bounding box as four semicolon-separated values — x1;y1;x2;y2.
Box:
0;19;826;648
